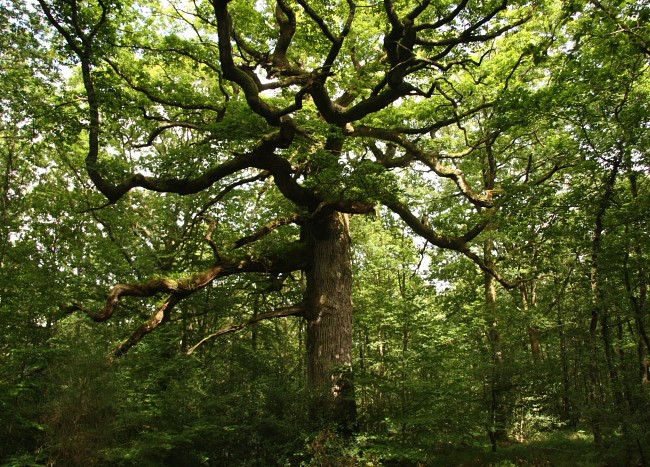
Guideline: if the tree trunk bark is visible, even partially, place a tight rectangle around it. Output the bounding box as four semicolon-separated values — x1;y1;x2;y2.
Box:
555;282;574;425
485;236;508;451
588;152;623;445
482;137;508;450
303;208;357;433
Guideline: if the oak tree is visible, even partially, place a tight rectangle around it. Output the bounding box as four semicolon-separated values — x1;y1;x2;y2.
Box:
36;0;573;429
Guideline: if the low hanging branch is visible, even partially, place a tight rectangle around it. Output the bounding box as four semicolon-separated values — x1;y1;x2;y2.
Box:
69;263;231;323
64;239;310;357
186;303;306;356
112;294;305;359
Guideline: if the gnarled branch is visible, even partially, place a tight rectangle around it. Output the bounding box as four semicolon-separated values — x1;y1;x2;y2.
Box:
354;125;493;208
112;293;180;359
69;242;309;323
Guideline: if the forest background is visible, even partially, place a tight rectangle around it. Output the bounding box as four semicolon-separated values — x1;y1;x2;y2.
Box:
1;0;649;465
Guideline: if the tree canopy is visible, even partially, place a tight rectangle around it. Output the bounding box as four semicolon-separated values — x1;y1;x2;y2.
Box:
1;0;649;465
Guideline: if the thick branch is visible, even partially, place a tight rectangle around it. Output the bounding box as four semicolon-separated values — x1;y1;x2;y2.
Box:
296;0;338;44
311;81;410;126
213;0;301;123
406;0;431;22
386;200;471;251
386;200;517;289
91;150;255;204
37;0;92;56
112;293;180;359
367;141;415;168
82;270;222;322
272;0;297;70
72;243;310;323
251;148;320;208
98;124;290;204
42;1;301;205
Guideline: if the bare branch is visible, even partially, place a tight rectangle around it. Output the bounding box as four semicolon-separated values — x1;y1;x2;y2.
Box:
322;0;356;69
418;0;506;36
386;200;471;251
186;303;305;355
296;0;338;44
416;16;531;48
132;121;205;149
353;125;493;208
388;199;518;289
459;247;520;290
413;0;469;31
196;172;270;218
104;57;225;114
234;213;303;249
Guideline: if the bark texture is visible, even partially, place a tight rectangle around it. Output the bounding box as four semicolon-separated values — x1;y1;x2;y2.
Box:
304;209;356;432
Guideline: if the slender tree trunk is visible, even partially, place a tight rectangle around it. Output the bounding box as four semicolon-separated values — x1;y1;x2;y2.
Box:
588;278;605;445
617;322;635;409
622;193;650;385
482;136;508;450
588;152;622;445
485;247;508;451
0;138;15;269
303;208;357;433
640;340;649;385
521;282;543;361
600;309;624;407
555;280;574;425
251;293;259;351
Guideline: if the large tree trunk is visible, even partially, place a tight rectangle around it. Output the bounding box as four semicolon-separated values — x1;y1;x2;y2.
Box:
303;208;357;433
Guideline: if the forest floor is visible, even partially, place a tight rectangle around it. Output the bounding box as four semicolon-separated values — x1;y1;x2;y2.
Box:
429;430;647;466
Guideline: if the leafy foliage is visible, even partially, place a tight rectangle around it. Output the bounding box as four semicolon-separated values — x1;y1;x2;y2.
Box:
1;0;650;465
